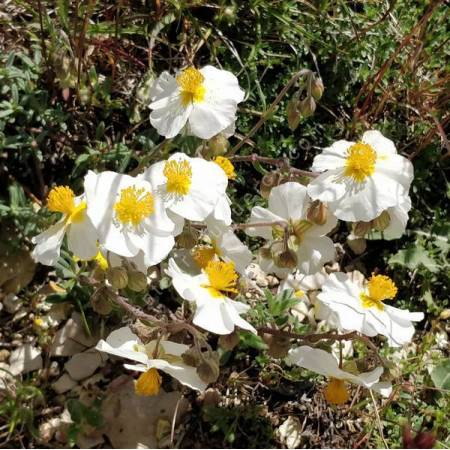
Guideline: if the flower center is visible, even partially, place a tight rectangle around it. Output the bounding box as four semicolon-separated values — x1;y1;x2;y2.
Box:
202;260;238;299
93;251;108;271
176;67;206;107
164;160;193;196
114;186;154;227
135;368;161;396
324;378;349;404
360;274;397;311
47;185;87;224
213;156;236;180
192;245;217;269
294;289;305;298
344;142;377;182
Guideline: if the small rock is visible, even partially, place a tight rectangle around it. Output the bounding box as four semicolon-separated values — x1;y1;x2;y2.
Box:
9;343;43;375
0;362;14;389
64;348;107;381
277;416;303;449
267;275;279;287
52;374;78;394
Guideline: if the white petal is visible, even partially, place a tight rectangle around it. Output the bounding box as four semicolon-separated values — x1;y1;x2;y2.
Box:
224;299;256;333
67;217;98;260
362;130;397;157
296;236;335;274
31;220;67;266
383;196;411;240
376;154;414;191
311;140;353;172
245;206;284;239
200;65;245;103
371;381;393;397
134;233;175;266
268;182;308;221
149;72;177;102
193;299;235;335
307;169;347;203
150;97;192;138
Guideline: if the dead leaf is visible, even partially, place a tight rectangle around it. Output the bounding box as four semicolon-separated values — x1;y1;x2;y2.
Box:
0;243;35;294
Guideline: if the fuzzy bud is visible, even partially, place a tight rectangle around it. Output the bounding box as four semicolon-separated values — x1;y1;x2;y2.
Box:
260;172;281;199
274;249;298;269
218;331;240;351
107;267;128;290
197;356;220;384
306;200;328;225
287;98;302;131
127;270;148;292
176;228;199;250
182;347;202;367
262;334;291;358
372;210;391;231
259;246;273;260
352;221;372;237
90;286;113;315
299;96;316;118
311;77;324;100
207;134;230;157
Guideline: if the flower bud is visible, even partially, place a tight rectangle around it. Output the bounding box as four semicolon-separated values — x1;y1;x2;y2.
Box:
311;77;324;100
299;96;316;118
373;210;391;231
287;98;302;131
259;245;272;260
207;134;230;157
176;228;199;250
182;347;202;367
306;200;328;225
352;221;372;237
218;331;240;351
274;249;298;269
197;357;220;384
260;172;281;199
127;270;148;292
107;267;128;290
263;334;291;358
90;286;113;315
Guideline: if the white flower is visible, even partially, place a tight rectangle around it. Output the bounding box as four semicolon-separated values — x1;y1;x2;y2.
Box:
246;182;337;275
32;186;97;266
84;171;175;265
307;130;414;222
142;153;228;222
379;195;412;240
96;326;207;394
166;258;256;335
316;272;424;347
149;66;244;139
278;269;328;295
287;346;392;404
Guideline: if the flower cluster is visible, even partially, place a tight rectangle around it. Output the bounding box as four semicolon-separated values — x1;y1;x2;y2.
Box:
32;65;423;405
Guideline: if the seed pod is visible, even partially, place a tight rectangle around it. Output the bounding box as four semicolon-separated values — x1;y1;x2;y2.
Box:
311;77;325;100
107;267;128;290
299;96;316;118
260;172;281;199
307;200;328;225
373;210;391;231
218;331;240;351
263;334;291;358
127;270;148;292
207;134;230;156
90;286;113;315
197;356;220;384
352;221;372;237
182;347;202;367
274;249;298;269
287;98;302;131
176;228;199;249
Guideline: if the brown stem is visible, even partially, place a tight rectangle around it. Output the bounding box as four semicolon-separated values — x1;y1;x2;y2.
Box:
36;0;47;61
231;69;311;154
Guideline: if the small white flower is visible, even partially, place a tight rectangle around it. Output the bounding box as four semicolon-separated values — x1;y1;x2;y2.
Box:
278;269;328;295
149;66;244;139
307;130;414;222
32;186;97;266
166;258;256;335
84;171;175;265
287;346;392;404
96;326;207;394
142;153;228;222
246;182;337;275
316;272;424;347
381;195;412;240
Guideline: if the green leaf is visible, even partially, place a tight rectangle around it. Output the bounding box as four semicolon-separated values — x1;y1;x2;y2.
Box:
389;244;439;272
430;359;450;390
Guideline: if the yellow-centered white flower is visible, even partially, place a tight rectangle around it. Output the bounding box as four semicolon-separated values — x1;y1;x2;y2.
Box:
96;326;206;395
149;66;244;139
166;258;256;335
287;346;392;404
307;130;414;222
142;153;228;222
246;182;337;275
316;272;424;347
84;171;175;265
32;187;97;266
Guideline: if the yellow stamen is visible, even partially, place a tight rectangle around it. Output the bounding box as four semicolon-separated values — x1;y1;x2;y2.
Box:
176;67;206;107
93;251;108;271
213;156;236;180
324;378;349;404
164;160;193;196
294;289;305;298
47;185;87;223
192;245;217;269
343;142;377;182
360;274;397;311
114;186;154;227
135;368;162;396
202;260;238;298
